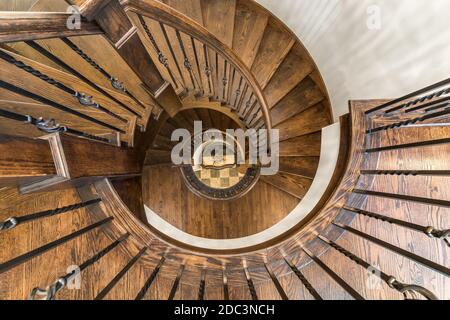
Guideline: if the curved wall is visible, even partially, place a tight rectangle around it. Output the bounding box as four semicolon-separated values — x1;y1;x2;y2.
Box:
256;0;450;120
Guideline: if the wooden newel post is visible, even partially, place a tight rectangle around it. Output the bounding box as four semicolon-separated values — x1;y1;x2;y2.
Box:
68;0;182;117
0;133;141;193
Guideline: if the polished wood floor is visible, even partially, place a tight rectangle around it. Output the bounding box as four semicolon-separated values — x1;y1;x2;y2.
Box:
141;164;300;239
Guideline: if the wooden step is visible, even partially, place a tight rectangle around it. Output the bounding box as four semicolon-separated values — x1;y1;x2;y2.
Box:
275;102;330;142
161;0;204;25
261;172;312;199
201;0;236;48
279;131;322;157
232;0;269;68
250;18;295;89
264;43;314;108
270;76;325;127
279;156;320;179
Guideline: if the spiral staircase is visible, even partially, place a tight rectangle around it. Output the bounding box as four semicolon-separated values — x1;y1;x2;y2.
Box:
0;0;449;300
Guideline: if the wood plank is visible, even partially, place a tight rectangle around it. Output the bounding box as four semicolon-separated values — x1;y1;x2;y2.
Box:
161;0;204;25
261;172;312;199
270;76;324;126
264;43;314;108
0;90;118;138
0;135;56;187
250;18;294;89
0;12;102;43
279;156;320;179
0;54;129;133
279;131;322;157
201;0;236;48
275;102;330;142
232;0;268;68
142;165;299;239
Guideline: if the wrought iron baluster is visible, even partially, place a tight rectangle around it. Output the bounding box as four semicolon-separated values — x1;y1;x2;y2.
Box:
0;52;126;123
303;247;365;300
0;108;112;144
317;235;439;300
0;79;124;133
360;169;450;176
226;67;235;103
366;105;450;134
264;261;289;300
385;87;450;114
223;266;229;300
175;30;200;91
236;83;249;113
215;52;219;99
159;22;187;89
0;217;113;274
198;268;207;300
0;198;101;232
283;256;322;300
61;38;147;110
135;255;166;300
137;15;179;89
405;95;450;113
332;222;450;276
95;247;148;300
191;36;204;95
222;59;228;101
168;264;185;300
203;44;213;96
353;189;450;208
25;40;141;118
343;206;450;247
233;76;243;110
365;78;450;114
29;233;130;300
243;265;258;300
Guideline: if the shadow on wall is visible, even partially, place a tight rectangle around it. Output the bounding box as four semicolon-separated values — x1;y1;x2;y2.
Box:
256;0;450;120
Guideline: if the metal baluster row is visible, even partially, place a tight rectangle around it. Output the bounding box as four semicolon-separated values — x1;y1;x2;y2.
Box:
0;49;127;123
0;200;444;300
24;40;142;118
135;17;264;128
365;78;450;114
0;108;114;144
0;79;124;134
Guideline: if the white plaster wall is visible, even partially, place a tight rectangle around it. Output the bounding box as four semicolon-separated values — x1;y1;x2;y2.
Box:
256;0;450;120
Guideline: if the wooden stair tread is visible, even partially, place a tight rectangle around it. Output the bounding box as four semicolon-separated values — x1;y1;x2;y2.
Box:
250;18;295;89
201;0;237;48
264;43;315;108
279;156;320;179
275;102;330;142
279;131;322;157
232;0;269;68
261;172;312;199
270;76;325;126
161;0;204;25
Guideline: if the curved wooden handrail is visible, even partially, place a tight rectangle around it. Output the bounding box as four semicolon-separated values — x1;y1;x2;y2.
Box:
122;0;272;131
77;111;351;259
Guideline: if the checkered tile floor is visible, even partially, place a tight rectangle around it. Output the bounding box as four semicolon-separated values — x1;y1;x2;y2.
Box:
195;167;244;189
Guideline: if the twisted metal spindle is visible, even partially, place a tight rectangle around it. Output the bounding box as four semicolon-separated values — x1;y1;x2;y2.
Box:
317;235;439;300
343;206;450;247
29;233;129;300
0;199;101;232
